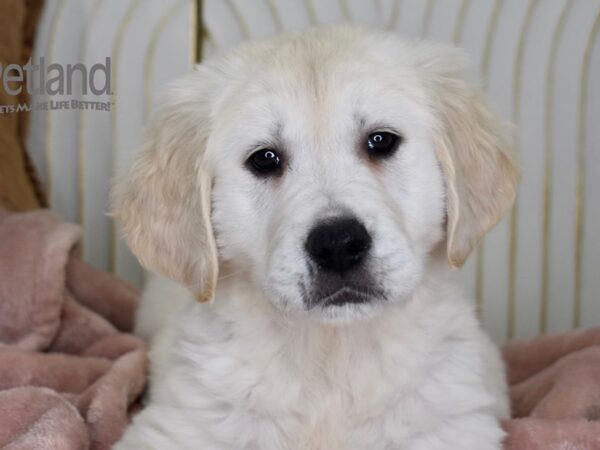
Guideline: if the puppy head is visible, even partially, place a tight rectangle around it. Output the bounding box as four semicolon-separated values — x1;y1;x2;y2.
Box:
112;26;518;320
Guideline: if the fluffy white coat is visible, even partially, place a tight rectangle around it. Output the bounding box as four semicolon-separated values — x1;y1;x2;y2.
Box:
113;26;518;450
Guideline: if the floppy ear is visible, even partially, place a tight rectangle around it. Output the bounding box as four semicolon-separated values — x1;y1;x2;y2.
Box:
424;47;520;267
111;71;218;302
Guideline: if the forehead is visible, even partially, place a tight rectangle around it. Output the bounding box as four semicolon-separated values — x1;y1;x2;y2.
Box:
208;31;435;148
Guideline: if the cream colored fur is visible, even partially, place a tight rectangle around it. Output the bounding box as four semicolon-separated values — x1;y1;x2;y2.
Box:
112;26;518;450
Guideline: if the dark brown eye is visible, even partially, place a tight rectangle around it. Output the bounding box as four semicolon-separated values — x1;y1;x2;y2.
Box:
246;149;282;176
366;131;401;159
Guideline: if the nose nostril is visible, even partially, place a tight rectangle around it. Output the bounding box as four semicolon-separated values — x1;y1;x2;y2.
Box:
346;240;368;257
315;248;332;262
305;216;372;274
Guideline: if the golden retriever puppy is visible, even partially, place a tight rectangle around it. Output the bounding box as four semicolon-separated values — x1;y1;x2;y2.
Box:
113;25;517;450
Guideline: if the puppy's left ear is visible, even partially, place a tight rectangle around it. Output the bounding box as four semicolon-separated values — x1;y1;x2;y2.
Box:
111;69;219;302
423;46;520;267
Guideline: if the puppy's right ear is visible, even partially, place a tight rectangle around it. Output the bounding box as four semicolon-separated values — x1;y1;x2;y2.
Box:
111;70;218;302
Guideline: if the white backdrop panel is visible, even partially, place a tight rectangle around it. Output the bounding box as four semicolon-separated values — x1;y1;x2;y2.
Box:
27;0;600;343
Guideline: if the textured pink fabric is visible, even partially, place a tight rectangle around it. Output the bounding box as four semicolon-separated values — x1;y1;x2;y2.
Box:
503;327;600;449
0;208;146;450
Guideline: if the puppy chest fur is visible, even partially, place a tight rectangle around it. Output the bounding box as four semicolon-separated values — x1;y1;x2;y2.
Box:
116;275;508;450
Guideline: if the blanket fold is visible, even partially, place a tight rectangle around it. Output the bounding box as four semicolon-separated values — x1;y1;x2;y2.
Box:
503;327;600;449
0;208;146;450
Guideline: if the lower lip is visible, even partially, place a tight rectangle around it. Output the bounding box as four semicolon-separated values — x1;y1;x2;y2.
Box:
321;289;372;307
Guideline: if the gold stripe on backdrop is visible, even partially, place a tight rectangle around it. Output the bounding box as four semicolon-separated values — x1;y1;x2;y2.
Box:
421;0;436;37
144;1;189;123
77;0;104;243
110;0;142;272
46;0;68;204
507;0;539;341
573;8;600;328
540;0;573;333
339;0;352;21
203;25;221;53
475;0;502;315
265;0;284;33
387;0;402;30
452;0;470;44
194;0;203;62
304;0;319;26
224;0;251;39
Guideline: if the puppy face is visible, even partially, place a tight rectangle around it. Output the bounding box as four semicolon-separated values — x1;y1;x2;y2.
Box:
208;54;444;321
113;27;518;322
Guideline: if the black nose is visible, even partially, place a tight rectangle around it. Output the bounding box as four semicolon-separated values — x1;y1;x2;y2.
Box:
305;217;372;274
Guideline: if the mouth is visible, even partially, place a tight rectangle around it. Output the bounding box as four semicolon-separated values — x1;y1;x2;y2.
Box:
302;262;385;310
317;287;377;307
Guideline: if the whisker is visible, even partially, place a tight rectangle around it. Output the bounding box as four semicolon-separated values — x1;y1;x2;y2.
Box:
217;270;247;281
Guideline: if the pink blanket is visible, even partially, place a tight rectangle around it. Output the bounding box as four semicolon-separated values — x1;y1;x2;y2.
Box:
0;208;599;449
0;208;146;450
503;328;600;449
